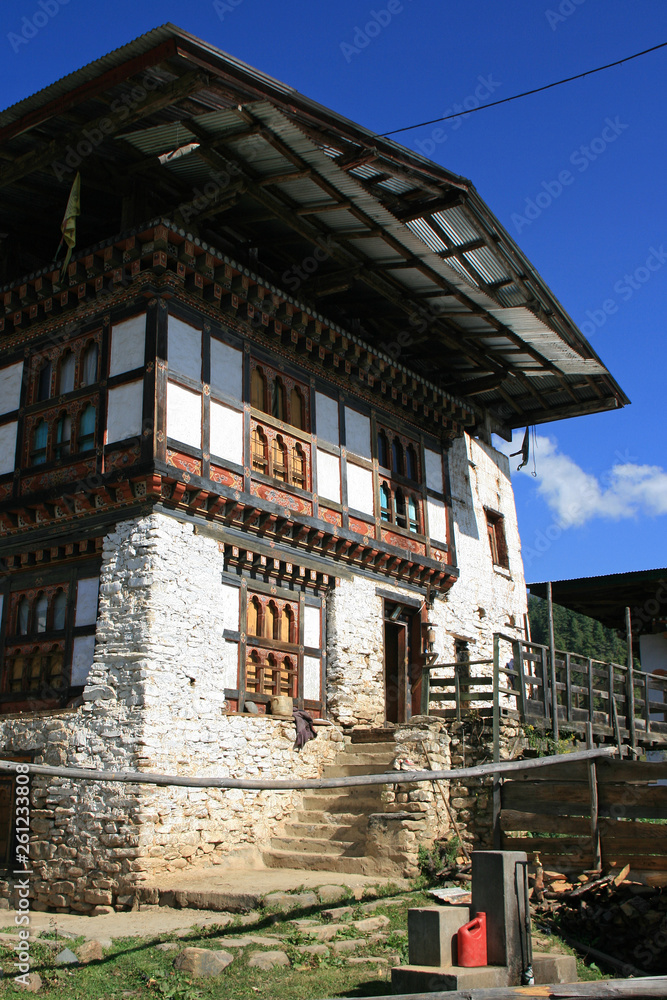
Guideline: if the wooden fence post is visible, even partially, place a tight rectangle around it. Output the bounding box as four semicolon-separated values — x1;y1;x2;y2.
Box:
586;721;602;872
626;606;637;750
493;633;500;764
547;582;559;741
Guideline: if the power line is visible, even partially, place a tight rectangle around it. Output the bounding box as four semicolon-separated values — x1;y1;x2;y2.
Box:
376;41;667;138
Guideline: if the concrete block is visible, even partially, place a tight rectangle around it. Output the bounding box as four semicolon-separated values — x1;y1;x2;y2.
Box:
407;906;471;967
391;963;510;993
471;849;527;985
532;951;578;984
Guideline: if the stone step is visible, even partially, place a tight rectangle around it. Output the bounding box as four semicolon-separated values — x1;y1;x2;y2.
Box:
342;742;396;756
298;809;369;826
301;791;385;811
263;849;382;876
321;762;393;777
283;821;364;840
337;751;396;766
270;836;363;856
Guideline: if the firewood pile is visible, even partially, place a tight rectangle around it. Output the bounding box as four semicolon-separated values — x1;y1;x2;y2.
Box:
531;865;667;975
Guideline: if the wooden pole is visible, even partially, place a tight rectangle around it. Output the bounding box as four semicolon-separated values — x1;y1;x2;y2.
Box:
586;721;602;872
547;581;559;741
492;633;500;763
330;975;667;1000
626;606;637;750
0;747;616;791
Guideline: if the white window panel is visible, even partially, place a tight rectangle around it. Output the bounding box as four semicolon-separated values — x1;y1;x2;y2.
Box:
427;498;448;542
344;407;371;459
0;362;23;415
0;421;18;475
210;338;242;402
303;655;321;701
347;462;374;515
221;582;240;631
75;578;99;627
425;448;444;493
210;401;243;466
304;605;321;649
106;380;143;443
109;314;145;376
316;448;341;503
168;316;202;382
316;391;339;445
72;636;96;686
166;382;201;449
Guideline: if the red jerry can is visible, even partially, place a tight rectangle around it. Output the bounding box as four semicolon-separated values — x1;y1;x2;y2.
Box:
457;911;487;967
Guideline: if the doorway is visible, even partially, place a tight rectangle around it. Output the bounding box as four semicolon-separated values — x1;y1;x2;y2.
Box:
383;601;423;723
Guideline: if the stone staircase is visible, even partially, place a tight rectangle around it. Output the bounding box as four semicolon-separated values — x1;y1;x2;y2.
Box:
263;737;401;876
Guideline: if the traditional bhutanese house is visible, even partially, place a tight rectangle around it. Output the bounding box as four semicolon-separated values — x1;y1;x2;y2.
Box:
0;26;628;907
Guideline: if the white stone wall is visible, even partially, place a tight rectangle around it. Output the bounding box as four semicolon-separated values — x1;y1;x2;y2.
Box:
433;433;527;660
326;576;385;727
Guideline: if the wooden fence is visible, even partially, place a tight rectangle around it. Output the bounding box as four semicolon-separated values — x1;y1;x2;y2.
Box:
499;757;667;884
421;633;667;751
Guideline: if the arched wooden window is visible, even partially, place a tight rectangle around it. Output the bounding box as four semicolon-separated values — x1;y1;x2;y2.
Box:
406;444;418;481
251;367;266;411
16;597;29;635
281;605;292;643
292;444;306;489
46;647;65;691
407;495;419;533
54;413;72;460
267;653;279;694
271;436;287;481
247;596;262;637
395;488;407;529
392;438;404;477
9;653;25;693
290;387;304;429
58;350;76;394
28;649;42;690
52;590;67;631
31;419;48;465
37;360;52;401
272;378;286;421
251;425;268;473
282;655;297;698
267;601;279;640
380;483;391;522
78;404;96;452
377;430;389;468
35;594;48;633
247;649;262;691
81;342;99;387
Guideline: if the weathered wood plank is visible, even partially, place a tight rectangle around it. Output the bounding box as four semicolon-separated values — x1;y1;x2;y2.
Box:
597;760;667;782
500;809;590;835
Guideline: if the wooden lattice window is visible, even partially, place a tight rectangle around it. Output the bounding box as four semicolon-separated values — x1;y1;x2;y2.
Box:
245;594;301;700
251;425;268;473
249;359;309;431
485;509;509;569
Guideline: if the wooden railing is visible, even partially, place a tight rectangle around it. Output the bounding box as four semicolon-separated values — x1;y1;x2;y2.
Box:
421;633;667;753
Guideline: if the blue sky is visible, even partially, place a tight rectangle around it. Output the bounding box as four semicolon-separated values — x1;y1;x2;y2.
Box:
1;0;666;584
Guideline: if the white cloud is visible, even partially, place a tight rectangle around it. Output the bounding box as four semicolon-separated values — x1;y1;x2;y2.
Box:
496;432;667;527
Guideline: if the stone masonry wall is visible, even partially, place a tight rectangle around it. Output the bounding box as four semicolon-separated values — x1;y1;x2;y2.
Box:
326;576;385;727
0;513;342;913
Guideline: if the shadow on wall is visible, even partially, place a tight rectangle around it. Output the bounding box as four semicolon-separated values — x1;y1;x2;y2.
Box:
449;438;479;541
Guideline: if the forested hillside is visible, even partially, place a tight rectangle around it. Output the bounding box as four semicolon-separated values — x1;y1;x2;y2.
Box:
528;595;629;663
